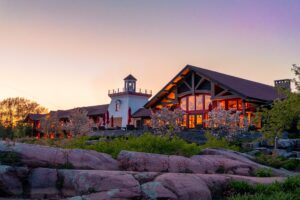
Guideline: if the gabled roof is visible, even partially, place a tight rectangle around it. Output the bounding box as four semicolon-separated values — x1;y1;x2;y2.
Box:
145;65;282;108
24;114;46;122
132;108;151;118
26;104;109;121
124;74;137;81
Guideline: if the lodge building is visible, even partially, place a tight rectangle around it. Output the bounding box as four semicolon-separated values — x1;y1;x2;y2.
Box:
25;64;289;135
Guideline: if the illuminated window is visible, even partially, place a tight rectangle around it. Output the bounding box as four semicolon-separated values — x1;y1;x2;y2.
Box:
180;97;187;111
196;115;203;125
228;100;237;110
189;115;195;128
204;95;212;110
237;99;243;110
217;101;225;109
196;95;203;111
182;114;187;126
188;95;195;111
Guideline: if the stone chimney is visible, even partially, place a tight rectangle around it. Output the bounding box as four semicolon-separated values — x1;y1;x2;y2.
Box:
274;79;291;91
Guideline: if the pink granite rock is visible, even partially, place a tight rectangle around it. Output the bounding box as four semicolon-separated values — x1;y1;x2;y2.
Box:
155;173;212;200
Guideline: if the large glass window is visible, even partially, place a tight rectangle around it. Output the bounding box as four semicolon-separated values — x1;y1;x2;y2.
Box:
217;101;226;109
188;95;195;111
196;115;203;125
204;95;212;110
196;95;203;110
180;97;187;111
228;100;237;110
189;115;195;128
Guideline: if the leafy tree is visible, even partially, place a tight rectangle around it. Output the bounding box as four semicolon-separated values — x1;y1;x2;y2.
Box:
0;97;48;127
292;64;300;91
260;65;300;139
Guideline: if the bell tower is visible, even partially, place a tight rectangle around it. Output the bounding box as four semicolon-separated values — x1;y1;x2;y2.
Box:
124;74;137;92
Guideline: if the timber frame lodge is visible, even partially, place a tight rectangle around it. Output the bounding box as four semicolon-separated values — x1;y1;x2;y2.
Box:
25;64;289;135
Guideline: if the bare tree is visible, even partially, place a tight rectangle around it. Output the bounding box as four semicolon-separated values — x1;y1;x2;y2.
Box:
40;112;62;137
64;108;91;136
151;107;184;137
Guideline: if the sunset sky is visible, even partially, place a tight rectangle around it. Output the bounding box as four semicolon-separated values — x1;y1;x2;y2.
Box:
0;0;299;110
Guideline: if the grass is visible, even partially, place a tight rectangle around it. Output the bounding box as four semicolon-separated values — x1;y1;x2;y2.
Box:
255;168;272;177
226;176;300;200
16;132;242;158
17;133;202;158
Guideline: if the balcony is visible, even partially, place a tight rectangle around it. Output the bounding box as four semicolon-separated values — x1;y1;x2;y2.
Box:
108;88;152;98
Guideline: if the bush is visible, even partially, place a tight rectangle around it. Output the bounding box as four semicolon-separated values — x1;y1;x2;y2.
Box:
83;133;201;158
226;176;300;200
19;133;201;158
255;168;272;177
254;154;300;171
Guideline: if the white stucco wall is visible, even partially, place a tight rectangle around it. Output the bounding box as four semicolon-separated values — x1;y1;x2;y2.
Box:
108;94;149;127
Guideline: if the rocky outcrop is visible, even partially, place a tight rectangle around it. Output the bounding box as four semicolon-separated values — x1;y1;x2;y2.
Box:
0;142;292;199
0;142;118;170
0;165;28;196
155;173;212;200
58;170;141;198
28;168;59;199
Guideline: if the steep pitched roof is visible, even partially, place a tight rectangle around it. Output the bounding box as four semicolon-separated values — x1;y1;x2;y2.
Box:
124;74;137;81
145;65;281;108
188;65;280;101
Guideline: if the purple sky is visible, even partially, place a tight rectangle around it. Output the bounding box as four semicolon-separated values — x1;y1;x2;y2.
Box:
0;0;299;110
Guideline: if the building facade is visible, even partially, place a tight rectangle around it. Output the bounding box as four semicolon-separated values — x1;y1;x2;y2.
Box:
25;65;288;136
142;65;286;129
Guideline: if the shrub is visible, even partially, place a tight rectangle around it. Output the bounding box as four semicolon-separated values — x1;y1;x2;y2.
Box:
282;159;300;171
255;168;272;177
24;133;201;158
226;176;300;200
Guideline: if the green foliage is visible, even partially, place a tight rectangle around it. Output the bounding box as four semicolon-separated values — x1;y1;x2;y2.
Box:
255;168;272;177
260;91;300;140
198;132;240;152
13;123;33;138
259;64;300;140
227;176;300;200
18;133;201;158
83;133;201;158
254;154;300;171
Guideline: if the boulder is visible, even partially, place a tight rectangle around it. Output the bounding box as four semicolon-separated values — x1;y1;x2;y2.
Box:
200;148;289;177
191;155;254;175
58;170;141;198
28;168;59;199
0;165;27;196
273;149;296;158
131;172;161;184
118;151;169;172
155;173;212;200
0;142;118;170
66;149;119;170
118;151;205;173
141;182;177;200
277;139;296;149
